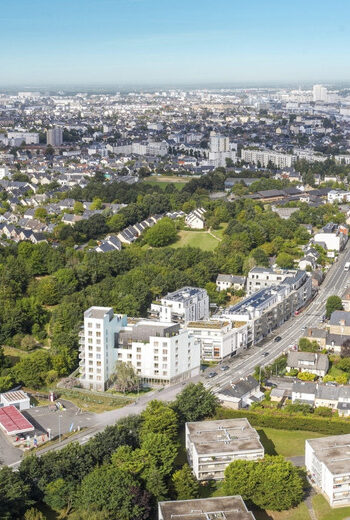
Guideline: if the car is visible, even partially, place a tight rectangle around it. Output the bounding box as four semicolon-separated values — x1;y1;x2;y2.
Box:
220;365;229;371
274;336;282;342
207;372;217;378
262;352;269;357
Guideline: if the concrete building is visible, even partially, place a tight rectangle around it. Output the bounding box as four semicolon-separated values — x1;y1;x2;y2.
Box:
329;311;350;336
47;127;63;146
241;149;295;169
7;131;39;145
246;267;302;296
306;434;350;507
186;320;248;361
150;287;209;324
286;352;329;377
158;496;256;520
185;418;264;480
313;84;328;102
116;319;200;384
78;307;127;391
313;223;348;252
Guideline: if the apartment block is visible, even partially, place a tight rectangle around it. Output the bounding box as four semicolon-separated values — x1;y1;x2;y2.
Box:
158;496;256;520
241;149;295;168
185;418;264;480
150;287;209;324
186;320;248;361
306;434;350;507
47;127;63;146
116;319;200;384
246;267;300;296
79;307;127;391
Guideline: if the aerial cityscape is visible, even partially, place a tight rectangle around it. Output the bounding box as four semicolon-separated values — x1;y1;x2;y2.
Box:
1;1;350;520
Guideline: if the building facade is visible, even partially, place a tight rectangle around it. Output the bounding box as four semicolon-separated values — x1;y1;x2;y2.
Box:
150;287;209;324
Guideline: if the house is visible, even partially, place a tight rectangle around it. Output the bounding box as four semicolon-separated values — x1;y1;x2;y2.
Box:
158;496;256;520
306;434;350;507
341;289;350;312
62;214;83;226
291;381;316;405
185;418;264;480
217;376;264;409
329;311;350;336
298;255;317;271
94;235;122;253
286;351;329;377
185;207;206;229
216;274;246;291
337;387;350;417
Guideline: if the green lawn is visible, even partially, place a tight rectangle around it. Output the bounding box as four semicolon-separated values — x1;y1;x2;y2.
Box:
313;494;350;520
171;230;220;251
143;175;190;190
254;503;311;520
257;428;325;457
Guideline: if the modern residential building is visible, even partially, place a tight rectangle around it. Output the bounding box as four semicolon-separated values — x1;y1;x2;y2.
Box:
306;434;350;507
158;496;257;520
47;127;63;146
78;307;127;391
185;418;264;480
286;352;329;377
217;376;264;409
186;320;248;361
246;267;303;296
313;223;348;252
116;319;200;384
150;287;209;324
218;270;312;345
313;84;328;102
241;149;295;168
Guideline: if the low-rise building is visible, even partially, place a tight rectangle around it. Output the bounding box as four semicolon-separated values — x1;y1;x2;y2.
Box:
216;274;246;291
246;267;304;296
313;223;348;252
158;496;256;520
286;352;329;377
217;376;264;409
0;390;30;411
185;418;264;480
150;287;209;324
329;311;350;336
185;207;206;229
306;434;350;507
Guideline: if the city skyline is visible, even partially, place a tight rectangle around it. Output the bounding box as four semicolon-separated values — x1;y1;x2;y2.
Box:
1;0;350;86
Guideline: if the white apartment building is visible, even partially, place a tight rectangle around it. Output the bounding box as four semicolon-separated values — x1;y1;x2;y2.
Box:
241;149;295;168
186;320;248;361
246;267;300;296
306;434;350;507
186;418;264;480
7;131;39;145
159;496;257;520
208;132;236;167
47;127;63;146
79;307;127;391
116;320;200;384
327;190;350;203
314;228;348;252
313;84;328;102
150;287;209;324
209;132;230;153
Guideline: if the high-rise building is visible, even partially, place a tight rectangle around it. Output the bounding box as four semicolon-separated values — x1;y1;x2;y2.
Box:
313;84;328;102
209;132;230;153
47;127;63;146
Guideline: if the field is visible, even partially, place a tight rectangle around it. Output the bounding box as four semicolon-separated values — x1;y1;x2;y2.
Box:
254;503;311;520
143;175;190;190
312;494;350;520
258;427;325;457
56;389;133;413
171;230;221;251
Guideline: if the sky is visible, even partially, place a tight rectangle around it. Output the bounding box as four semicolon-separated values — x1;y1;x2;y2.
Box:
1;0;349;87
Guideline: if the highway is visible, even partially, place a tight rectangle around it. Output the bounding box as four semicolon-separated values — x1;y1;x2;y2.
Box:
6;242;349;468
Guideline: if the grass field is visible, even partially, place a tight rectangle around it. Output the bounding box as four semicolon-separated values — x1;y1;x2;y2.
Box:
171;230;221;251
254;503;311;520
143;175;190;190
258;428;325;457
56;390;133;413
312;494;350;520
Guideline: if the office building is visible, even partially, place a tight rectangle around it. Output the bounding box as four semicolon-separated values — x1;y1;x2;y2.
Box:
47;127;63;146
150;287;209;324
158;496;256;520
186;418;264;480
306;434;350;507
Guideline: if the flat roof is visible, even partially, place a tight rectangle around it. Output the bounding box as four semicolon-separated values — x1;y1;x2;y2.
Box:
186;418;263;455
84;306;114;320
159;496;256;520
307;434;350;475
163;286;206;303
1;390;29;403
0;405;34;435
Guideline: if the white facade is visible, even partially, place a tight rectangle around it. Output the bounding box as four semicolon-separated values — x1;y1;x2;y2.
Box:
186;418;264;480
313;84;328;102
7;132;39;145
0;390;30;411
78;307;127;391
241;149;295;168
117;320;200;383
246;267;297;296
185;207;206;229
151;287;209;324
186;320;248;361
313;231;347;252
306;435;350;507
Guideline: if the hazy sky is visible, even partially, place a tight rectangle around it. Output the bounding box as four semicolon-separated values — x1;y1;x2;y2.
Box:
1;0;349;86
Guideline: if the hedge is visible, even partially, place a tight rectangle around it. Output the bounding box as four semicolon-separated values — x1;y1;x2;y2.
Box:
214;407;350;435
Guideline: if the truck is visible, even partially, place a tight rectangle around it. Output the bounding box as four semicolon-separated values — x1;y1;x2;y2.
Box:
344;262;350;271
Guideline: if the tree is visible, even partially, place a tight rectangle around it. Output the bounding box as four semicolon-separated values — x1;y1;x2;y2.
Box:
35;276;60;305
140;400;178;441
34;207;48;222
223;456;304;511
0;466;32;519
112;361;139;393
337;357;350;372
326;295;343;319
297;371;317;381
140;432;178;477
90;197;103;210
144;218;178;247
173;383;219;423
107;213;125;232
44;478;75;512
172;464;200;500
298;337;319;352
76;465;150;520
73;201;84;215
276;252;295;269
24;508;45;520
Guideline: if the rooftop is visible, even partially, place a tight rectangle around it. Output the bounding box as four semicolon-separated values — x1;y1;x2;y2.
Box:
163;286;206;303
84;306;114;320
158;496;256;520
307;434;350;475
186;418;263;455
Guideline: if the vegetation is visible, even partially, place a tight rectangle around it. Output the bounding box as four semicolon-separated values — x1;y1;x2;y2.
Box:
325;295;343;318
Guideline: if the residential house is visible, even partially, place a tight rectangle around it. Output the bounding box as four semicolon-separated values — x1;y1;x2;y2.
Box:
216;274;246;291
286;351;329;377
216;376;264;409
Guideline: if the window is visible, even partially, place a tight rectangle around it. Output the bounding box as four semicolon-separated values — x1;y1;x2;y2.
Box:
88;338;93;344
154;348;158;353
89;368;93;373
97;376;101;381
127;354;132;360
162;343;167;348
163;357;168;362
96;347;101;352
88;346;93;351
162;364;167;369
96;339;101;345
137;362;141;367
163;371;167;376
118;353;122;359
88;322;92;328
136;354;141;360
97;368;101;374
162;349;167;355
154;342;159;347
96;323;101;329
88;331;93;336
137;347;141;353
89;375;93;380
96;331;101;337
96;354;101;360
97;361;101;367
154;370;159;375
154;363;158;368
154;356;158;361
89;353;93;359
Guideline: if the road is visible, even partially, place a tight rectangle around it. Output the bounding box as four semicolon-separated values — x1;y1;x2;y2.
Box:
6;242;349;468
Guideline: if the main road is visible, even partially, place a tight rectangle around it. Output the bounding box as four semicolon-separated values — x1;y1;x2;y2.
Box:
6;242;349;467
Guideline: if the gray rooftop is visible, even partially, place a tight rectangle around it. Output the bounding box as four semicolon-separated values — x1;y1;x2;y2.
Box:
163;286;206;303
159;496;256;520
119;321;180;345
186;418;264;455
84;306;114;320
307;434;350;475
330;311;350;327
218;376;259;399
287;351;329;372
